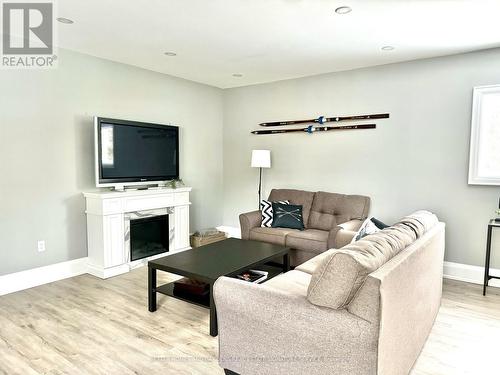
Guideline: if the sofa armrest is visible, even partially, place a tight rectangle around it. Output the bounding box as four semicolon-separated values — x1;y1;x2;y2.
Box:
326;227;341;249
214;276;375;374
370;222;445;375
239;210;261;239
326;219;363;249
334;229;357;248
325;219;361;249
338;218;364;232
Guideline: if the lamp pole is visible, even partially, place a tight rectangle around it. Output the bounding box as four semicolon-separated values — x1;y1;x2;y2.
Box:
258;167;262;209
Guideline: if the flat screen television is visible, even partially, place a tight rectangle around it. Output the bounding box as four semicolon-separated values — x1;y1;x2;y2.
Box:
94;117;179;188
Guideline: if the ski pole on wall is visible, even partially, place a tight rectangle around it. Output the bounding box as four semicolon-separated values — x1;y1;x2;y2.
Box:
258;113;389;127
251;123;376;135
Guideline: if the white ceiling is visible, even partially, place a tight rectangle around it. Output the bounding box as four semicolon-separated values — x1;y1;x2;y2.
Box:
54;0;500;88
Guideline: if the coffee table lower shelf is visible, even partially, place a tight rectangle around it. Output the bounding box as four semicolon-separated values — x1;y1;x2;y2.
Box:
156;283;210;308
155;264;284;309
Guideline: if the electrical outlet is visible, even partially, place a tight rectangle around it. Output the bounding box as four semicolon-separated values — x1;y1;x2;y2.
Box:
37;240;46;252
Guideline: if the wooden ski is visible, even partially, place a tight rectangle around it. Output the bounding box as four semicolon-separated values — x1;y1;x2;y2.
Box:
251;123;376;135
259;113;389;127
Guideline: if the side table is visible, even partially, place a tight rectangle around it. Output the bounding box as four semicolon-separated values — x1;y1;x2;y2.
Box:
483;219;500;295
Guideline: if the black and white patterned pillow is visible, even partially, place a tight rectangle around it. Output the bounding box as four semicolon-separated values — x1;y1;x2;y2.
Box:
261;200;289;227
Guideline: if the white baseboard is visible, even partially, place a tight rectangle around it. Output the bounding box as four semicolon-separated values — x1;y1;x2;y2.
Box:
217;225;242;239
443;261;500;288
0;257;88;296
87;262;129;279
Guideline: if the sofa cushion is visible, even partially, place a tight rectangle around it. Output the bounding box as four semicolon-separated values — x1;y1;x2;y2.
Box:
295;248;336;274
249;227;298;246
264;270;312;297
400;210;438;237
307;222;422;309
308;191;370;231
268;189;315;228
289;250;319;267
285;229;328;254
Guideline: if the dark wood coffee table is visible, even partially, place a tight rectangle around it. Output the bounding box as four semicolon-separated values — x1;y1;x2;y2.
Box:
148;238;290;336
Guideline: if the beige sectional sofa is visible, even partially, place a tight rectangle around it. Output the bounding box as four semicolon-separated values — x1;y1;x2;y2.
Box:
215;211;445;375
240;189;371;266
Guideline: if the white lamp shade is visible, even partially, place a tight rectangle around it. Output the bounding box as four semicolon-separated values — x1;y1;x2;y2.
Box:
251;150;271;168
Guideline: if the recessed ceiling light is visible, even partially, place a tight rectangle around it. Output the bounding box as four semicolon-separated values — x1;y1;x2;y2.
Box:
335;6;352;14
232;73;243;77
56;17;74;24
381;46;395;51
164;52;177;56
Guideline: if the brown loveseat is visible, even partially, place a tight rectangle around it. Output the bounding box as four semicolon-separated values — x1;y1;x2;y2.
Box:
239;189;370;266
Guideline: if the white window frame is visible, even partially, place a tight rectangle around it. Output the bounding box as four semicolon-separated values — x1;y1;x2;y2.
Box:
468;84;500;185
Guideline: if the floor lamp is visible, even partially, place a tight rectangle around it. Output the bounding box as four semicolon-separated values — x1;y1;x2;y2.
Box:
251;150;271;209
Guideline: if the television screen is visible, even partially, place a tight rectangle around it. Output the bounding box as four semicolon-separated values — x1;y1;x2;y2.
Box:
95;117;179;186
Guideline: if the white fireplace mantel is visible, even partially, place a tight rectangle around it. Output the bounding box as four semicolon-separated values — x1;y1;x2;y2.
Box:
83;187;191;279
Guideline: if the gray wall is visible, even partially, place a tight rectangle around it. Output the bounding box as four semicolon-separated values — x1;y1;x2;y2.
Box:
3;47;500;276
223;48;500;269
0;49;223;275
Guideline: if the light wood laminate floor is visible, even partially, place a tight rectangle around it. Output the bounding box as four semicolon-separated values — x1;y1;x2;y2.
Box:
0;268;499;375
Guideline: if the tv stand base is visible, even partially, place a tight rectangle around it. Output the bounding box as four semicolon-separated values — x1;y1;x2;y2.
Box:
83;187;192;279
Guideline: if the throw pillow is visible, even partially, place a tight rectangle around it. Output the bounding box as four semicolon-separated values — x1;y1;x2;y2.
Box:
371;217;389;230
261;200;289;227
271;202;305;230
351;216;382;243
351;216;389;243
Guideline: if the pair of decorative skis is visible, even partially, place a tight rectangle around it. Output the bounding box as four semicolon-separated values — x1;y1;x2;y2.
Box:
251;113;389;135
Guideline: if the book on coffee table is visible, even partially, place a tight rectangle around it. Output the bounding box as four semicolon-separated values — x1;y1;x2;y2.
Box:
235;269;268;284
